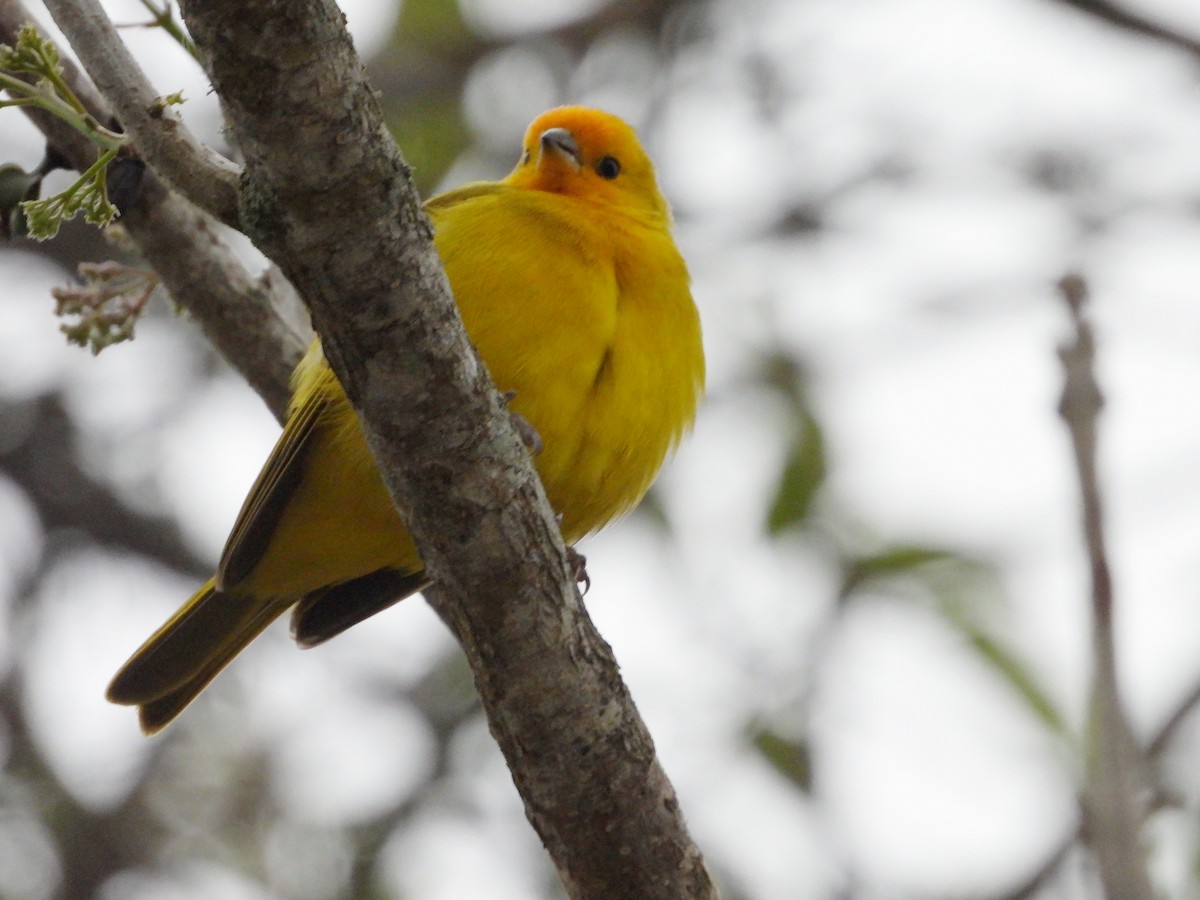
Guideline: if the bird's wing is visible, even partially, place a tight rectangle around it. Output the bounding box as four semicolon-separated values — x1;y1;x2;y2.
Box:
423;180;507;216
215;377;329;590
290;567;432;648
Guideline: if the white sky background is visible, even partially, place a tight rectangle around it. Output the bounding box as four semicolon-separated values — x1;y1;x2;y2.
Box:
2;0;1200;898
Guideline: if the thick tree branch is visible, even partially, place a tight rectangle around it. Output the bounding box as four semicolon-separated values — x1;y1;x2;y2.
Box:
0;0;308;418
41;0;242;228
173;0;714;896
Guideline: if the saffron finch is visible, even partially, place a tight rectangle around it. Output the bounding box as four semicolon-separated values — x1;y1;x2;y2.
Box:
107;106;705;733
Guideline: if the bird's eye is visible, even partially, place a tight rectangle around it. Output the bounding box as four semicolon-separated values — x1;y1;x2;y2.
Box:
595;156;621;180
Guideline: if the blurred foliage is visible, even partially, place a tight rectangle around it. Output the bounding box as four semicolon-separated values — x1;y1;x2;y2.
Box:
761;351;827;535
374;0;475;193
384;98;470;195
765;412;825;535
842;546;1067;737
397;0;470;46
839;545;961;600
751;726;812;793
52;260;159;353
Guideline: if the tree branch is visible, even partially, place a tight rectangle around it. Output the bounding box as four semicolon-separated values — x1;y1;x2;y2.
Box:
0;0;308;418
41;0;242;228
1056;273;1151;900
118;175;309;416
0;0;105;166
1148;680;1200;759
1047;0;1200;61
78;0;717;895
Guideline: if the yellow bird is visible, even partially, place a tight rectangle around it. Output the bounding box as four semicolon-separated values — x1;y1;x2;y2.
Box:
107;106;705;733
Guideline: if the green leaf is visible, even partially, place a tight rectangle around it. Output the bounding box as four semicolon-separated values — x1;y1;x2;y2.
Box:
841;545;958;596
965;628;1066;734
841;546;1067;736
751;727;812;792
765;410;826;535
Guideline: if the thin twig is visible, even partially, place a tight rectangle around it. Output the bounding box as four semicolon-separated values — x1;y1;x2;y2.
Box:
40;0;241;228
128;0;199;62
1000;829;1078;900
1056;272;1152;900
0;0;308;417
1148;680;1200;759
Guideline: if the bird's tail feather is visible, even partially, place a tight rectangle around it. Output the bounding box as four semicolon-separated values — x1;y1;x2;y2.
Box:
107;579;290;734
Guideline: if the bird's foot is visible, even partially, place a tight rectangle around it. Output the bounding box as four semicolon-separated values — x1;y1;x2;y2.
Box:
566;546;590;594
502;390;543;455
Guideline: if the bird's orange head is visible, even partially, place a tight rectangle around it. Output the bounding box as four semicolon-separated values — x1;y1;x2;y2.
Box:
505;106;669;224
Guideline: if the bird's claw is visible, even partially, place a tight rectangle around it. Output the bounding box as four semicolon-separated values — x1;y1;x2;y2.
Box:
566;546;590;594
502;390;543;455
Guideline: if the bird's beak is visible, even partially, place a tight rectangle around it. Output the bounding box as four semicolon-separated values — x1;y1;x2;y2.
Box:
539;128;581;171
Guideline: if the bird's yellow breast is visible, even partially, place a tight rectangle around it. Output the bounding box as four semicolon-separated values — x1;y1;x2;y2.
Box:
430;185;703;541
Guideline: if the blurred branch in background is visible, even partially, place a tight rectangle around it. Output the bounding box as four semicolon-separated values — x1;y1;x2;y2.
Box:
1056;273;1151;899
1049;0;1200;61
0;393;210;578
